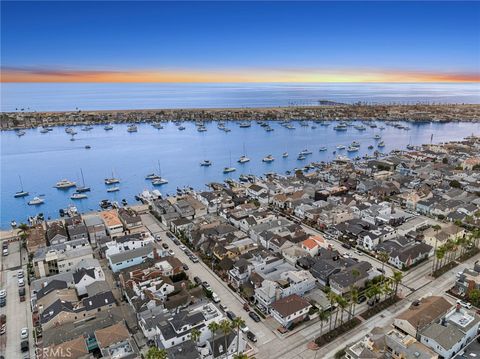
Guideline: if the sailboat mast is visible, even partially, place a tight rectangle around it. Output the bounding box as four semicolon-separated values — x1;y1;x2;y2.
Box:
80;168;86;186
19;175;24;191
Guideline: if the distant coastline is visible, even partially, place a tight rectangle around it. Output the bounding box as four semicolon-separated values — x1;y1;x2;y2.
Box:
1;103;480;130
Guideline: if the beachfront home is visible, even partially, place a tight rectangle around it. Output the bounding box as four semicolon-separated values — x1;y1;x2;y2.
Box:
100;210;124;238
270;294;312;329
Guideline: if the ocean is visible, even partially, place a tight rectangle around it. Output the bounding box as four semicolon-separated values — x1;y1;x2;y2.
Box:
1;82;480;112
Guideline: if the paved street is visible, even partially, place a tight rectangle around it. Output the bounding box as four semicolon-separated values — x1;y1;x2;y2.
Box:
0;237;33;359
141;214;277;347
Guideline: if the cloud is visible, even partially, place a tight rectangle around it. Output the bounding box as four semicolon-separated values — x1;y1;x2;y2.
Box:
1;66;479;83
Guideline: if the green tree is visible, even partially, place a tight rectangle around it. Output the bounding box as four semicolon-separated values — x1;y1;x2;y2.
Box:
431;224;442;273
348;287;359;321
336;295;348;326
220;319;232;358
145;347;167;359
377;251;390;280
317;309;330;337
449;180;461;188
328;291;337;331
208;321;219;354
233;354;248;359
190;327;201;345
231;317;245;355
468;289;480;307
392;271;403;298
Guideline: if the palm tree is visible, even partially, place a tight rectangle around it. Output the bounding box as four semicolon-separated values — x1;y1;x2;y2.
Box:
377;251;389;279
233;354;248;359
328;291;337;331
317;309;330;337
18;223;29;248
336;296;348;326
220;319;232;359
190;327;201;346
348;288;359;321
431;224;442;273
145;347;167;359
392;270;403;298
231;317;245;355
208;321;219;354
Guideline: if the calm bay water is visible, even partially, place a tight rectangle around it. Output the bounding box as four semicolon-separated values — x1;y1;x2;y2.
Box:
1;120;479;228
1;83;480;111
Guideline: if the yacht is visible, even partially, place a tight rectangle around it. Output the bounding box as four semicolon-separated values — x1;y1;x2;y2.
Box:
14;176;29;198
10;220;17;228
76;169;91;193
319;147;327;152
333;123;348;131
347;146;359;152
107;186;120;193
238;155;250;164
197;126;207;132
299;149;313;155
105;177;120;185
262;154;275;163
152;123;164;129
145;173;159;180
336;145;346;150
354;125;367;131
297;154;306;160
152;177;168;186
282;152;289;158
373;134;382;140
28;197;44;205
223;167;236;173
406;144;415;150
81;126;93;131
16;130;26;137
200;160;212;167
378;141;385;148
351;141;360;147
40;128;49;134
71;192;87;200
239;122;251;128
265;126;274;132
104;125;114;130
54;179;76;189
127;124;138;132
178;126;186;131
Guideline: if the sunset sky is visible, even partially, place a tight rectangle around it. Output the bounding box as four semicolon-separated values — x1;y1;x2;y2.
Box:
1;1;479;83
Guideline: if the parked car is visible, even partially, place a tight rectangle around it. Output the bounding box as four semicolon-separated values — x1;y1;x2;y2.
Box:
20;328;28;339
168;249;175;256
154;235;162;242
162;243;169;249
202;281;211;291
457;300;473;309
179;245;186;251
182;264;189;271
240;323;249;333
166;232;175;239
226;311;236;321
246;331;257;342
376;267;385;274
191;256;199;263
2;248;8;256
341;243;351;249
219;304;228;312
249;311;261;322
21;340;29;352
243;303;250;312
172;238;180;245
0;298;5;308
357;295;367;304
0;290;6;299
18;278;25;287
18;270;24;279
211;292;220;303
193;276;202;285
0;324;5;336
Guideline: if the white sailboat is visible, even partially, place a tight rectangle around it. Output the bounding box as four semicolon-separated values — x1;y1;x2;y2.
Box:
152;161;168;185
14;175;29;198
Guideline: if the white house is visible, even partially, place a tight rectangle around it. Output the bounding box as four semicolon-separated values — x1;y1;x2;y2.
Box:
270;294;312;328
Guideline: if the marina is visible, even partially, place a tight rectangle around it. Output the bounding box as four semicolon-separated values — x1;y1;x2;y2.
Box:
1;119;478;228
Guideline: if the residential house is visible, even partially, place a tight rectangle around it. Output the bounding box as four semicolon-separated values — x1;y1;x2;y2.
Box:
270;294;312;328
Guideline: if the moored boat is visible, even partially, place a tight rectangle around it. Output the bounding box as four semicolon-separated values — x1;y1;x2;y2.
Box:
262;154;275;163
28;197;44;205
71;192;87;200
200;160;212;166
54;179;76;189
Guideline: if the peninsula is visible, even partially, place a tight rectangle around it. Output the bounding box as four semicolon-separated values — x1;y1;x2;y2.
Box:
1;103;479;130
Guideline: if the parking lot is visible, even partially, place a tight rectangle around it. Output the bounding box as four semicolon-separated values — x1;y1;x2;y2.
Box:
141;214;277;347
0;238;33;359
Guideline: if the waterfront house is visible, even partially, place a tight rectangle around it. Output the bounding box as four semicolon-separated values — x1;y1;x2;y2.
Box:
107;242;158;273
46;221;68;245
83;214;107;246
118;207;143;229
26;224;47;254
65;215;89;241
100;210;124;238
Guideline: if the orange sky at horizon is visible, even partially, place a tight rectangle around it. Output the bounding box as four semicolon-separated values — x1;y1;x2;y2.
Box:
2;67;479;83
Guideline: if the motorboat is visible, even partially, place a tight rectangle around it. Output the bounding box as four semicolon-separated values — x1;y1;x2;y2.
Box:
81;126;93;131
127;124;138;132
351;141;360;147
54;179;76;189
239;122;251;128
40;128;49;134
297;154;306;160
71;193;87;200
11;220;17;228
347;146;359;152
107;186;120;192
145;173;159;180
262;154;275;163
354;124;367;131
319;147;327;151
28;197;44;205
373;134;382;140
178;126;186;130
200;160;212;167
85;145;91;149
104;125;114;130
282;152;289;158
105;177;120;185
336;145;346;150
197;126;207;132
152;123;163;129
368;145;374;150
407;144;415;150
378;141;386;148
16;130;26;137
333;123;348;131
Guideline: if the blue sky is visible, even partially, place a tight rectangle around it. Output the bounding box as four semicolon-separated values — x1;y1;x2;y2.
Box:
1;1;479;82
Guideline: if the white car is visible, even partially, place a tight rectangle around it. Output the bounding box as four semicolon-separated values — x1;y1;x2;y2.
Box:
457;300;473;309
168;249;175;256
179;245;186;251
18;278;25;287
18;270;24;279
0;289;6;299
20;328;28;339
240;324;250;333
211;292;220;303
